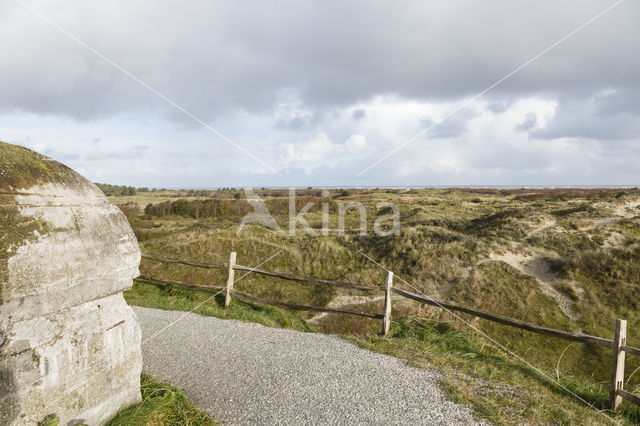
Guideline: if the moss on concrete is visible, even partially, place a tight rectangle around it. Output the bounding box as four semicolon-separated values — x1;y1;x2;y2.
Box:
0;206;50;297
0;141;86;193
0;141;72;299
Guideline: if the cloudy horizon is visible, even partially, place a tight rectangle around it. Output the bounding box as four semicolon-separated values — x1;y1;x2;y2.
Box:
1;0;639;188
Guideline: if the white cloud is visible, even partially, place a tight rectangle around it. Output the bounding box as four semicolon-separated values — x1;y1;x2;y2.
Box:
277;133;367;167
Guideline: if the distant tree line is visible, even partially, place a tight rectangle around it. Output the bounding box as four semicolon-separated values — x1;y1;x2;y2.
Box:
95;183;156;196
144;197;336;220
145;199;251;219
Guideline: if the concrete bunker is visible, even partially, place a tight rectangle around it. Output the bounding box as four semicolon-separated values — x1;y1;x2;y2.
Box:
0;141;142;424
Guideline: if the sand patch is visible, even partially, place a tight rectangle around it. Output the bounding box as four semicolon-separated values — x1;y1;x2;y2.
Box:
603;231;625;249
308;295;385;323
487;251;579;321
524;218;558;239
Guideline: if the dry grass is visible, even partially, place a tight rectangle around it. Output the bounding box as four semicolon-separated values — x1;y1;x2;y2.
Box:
114;187;640;424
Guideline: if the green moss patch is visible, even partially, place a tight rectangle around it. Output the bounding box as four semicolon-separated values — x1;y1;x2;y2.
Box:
0;141;85;193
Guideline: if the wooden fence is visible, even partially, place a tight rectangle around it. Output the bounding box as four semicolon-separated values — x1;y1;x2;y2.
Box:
140;252;640;411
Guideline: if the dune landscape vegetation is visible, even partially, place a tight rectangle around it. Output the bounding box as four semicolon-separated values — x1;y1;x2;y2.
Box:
107;187;640;424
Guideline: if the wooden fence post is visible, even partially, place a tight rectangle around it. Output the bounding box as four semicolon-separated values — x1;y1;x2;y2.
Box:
382;271;393;336
610;318;627;411
225;252;236;308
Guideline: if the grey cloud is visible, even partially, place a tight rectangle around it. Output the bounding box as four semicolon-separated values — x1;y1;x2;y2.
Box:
594;88;640;116
532;91;640;140
429;120;467;139
352;109;366;121
42;149;80;162
515;113;537;132
486;101;511;114
3;0;640;188
84;145;149;161
418;107;478;139
1;0;638;123
275;115;313;131
465;140;554;172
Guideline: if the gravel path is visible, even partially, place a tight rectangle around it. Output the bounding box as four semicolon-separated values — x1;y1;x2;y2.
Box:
134;307;483;425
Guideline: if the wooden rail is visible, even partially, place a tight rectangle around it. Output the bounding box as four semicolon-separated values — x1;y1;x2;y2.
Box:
391;287;615;348
141;251;640;410
141;253;378;291
141;253;225;269
232;265;380;291
624;345;640;357
137;274;381;319
231;290;384;319
138;275;225;292
618;390;640;407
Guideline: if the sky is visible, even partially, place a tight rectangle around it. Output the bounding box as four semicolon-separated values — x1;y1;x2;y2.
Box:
1;0;639;188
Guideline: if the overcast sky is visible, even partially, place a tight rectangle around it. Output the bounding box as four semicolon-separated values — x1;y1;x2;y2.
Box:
1;0;639;187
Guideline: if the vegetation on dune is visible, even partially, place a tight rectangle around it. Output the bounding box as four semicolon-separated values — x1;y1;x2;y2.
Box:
109;187;640;424
351;319;640;425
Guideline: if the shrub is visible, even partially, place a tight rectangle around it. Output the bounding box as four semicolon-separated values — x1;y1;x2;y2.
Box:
173;200;191;217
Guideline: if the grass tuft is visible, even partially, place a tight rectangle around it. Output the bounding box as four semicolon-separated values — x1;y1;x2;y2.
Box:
108;374;216;425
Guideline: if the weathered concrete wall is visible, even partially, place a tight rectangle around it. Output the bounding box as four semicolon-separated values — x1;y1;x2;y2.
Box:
0;142;142;425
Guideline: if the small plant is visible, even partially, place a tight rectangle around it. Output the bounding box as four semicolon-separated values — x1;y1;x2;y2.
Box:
37;414;59;426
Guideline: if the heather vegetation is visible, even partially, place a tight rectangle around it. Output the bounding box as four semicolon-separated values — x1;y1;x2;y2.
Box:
111;187;640;424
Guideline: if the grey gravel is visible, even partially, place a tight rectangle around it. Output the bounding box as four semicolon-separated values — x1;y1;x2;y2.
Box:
134;306;484;425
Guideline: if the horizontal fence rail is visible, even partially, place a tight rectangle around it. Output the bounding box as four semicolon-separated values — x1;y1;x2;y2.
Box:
231;290;384;319
231;265;381;291
141;253;379;291
138;275;225;293
137;274;381;319
141;253;226;269
624;345;640;357
618;390;640;407
140;251;640;411
391;287;615;348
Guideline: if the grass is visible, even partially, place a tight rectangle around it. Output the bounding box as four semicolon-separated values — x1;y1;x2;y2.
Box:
349;319;640;425
113;187;640;424
108;373;216;425
127;278;317;333
124;277;640;424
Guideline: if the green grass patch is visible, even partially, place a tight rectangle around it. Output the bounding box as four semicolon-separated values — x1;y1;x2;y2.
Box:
126;279;317;333
108;373;216;425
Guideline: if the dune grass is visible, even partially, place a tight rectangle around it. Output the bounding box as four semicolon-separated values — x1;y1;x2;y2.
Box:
115;187;640;424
